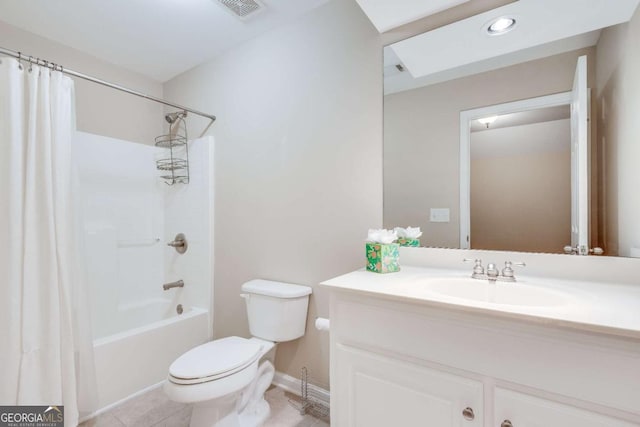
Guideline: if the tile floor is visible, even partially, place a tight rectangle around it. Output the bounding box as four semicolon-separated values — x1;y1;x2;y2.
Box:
79;386;329;427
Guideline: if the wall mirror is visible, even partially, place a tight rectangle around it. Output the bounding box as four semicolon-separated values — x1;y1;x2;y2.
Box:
383;0;640;257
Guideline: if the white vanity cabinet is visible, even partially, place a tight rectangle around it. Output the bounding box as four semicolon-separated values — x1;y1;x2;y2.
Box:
326;288;640;427
335;344;483;426
493;388;639;427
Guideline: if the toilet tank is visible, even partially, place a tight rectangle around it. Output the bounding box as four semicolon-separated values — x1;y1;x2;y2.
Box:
241;279;312;342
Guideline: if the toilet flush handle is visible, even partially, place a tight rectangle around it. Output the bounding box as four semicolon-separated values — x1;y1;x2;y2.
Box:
240;293;250;299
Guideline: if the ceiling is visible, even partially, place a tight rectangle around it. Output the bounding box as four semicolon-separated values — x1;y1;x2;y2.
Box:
385;0;640;94
354;0;470;33
384;30;600;95
0;0;329;82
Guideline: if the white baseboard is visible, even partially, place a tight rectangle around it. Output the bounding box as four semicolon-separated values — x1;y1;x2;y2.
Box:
78;381;164;423
272;371;330;408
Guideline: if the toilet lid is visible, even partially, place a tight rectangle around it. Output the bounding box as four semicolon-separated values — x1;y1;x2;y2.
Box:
169;336;262;382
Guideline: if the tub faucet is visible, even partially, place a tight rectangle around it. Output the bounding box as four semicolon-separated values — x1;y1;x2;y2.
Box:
163;280;184;291
167;233;188;254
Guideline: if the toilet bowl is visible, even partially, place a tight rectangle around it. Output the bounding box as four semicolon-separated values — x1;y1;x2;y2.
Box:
164;279;312;427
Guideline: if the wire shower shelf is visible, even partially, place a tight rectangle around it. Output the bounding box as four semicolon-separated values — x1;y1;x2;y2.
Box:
155;112;189;185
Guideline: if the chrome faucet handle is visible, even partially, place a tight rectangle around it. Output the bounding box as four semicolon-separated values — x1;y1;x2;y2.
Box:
486;263;500;281
167;233;188;254
501;261;526;282
464;258;485;279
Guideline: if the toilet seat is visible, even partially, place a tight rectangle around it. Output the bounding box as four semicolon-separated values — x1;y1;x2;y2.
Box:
169;336;262;385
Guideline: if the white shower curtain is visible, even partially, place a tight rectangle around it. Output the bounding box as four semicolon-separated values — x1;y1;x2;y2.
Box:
0;57;96;426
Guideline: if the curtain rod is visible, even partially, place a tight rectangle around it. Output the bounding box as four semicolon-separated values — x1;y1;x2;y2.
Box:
0;46;217;126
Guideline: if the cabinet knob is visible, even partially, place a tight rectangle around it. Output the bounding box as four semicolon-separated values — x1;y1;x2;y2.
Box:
462;407;475;420
501;420;513;427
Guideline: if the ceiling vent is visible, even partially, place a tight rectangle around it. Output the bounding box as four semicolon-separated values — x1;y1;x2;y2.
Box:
215;0;266;20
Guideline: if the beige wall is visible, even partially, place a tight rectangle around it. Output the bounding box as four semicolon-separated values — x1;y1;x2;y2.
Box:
159;0;513;391
384;47;596;248
472;152;571;253
596;6;640;257
470;121;571;253
163;0;383;387
0;21;163;145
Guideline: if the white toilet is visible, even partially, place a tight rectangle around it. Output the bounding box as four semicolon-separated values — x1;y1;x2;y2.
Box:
164;279;312;427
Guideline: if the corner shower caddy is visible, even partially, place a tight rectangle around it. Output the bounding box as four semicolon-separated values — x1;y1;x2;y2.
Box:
156;111;189;185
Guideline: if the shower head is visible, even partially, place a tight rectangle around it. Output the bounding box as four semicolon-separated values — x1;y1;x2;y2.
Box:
165;111;187;124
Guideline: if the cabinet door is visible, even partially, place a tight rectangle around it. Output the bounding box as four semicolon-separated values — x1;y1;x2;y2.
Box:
334;344;483;427
494;388;639;427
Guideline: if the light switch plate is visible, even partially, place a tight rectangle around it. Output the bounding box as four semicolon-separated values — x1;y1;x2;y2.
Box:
430;208;450;223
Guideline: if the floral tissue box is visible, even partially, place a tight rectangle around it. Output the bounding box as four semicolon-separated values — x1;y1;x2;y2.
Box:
394;226;422;247
397;237;420;247
366;242;400;274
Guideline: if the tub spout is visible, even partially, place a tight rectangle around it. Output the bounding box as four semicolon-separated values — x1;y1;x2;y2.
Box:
163;280;184;291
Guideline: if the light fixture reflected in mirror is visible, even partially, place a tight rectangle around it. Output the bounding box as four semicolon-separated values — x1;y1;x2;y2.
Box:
477;116;498;128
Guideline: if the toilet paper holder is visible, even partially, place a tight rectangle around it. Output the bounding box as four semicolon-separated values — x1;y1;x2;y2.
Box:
315;317;330;332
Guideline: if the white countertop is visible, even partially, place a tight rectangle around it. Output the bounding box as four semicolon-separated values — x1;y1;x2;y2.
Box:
321;265;640;340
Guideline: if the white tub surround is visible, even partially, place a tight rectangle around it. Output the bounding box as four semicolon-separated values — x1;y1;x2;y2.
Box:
321;248;640;426
75;131;214;418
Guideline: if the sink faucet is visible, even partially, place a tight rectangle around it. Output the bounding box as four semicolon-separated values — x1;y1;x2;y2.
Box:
500;261;526;282
486;263;499;282
464;259;526;282
463;258;485;279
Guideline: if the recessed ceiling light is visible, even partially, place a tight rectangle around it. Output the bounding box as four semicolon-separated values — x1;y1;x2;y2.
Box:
486;16;517;35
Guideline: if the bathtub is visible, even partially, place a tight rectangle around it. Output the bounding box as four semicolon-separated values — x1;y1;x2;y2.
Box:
92;302;209;412
93;298;183;340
